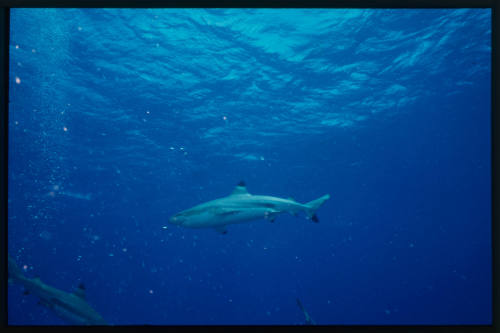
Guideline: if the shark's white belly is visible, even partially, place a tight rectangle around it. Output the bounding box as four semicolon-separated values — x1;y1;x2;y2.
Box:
182;207;274;228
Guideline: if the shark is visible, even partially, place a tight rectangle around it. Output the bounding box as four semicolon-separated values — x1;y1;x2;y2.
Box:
169;181;330;233
8;254;108;325
296;298;316;325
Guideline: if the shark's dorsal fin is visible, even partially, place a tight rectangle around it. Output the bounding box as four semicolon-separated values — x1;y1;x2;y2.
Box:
231;181;250;196
73;283;86;300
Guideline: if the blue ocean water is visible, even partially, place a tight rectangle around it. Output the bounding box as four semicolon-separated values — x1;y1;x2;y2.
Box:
7;8;491;325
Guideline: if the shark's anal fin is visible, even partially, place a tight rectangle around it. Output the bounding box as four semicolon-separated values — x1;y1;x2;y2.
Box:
214;225;228;234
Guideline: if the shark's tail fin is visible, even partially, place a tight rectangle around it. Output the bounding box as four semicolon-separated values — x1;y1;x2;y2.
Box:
8;254;24;282
304;194;330;222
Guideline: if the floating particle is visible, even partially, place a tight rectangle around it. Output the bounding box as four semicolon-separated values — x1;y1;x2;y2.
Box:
15;45;19;49
108;253;114;257
162;226;168;230
39;230;52;240
409;243;415;248
385;309;391;315
149;289;154;294
15;77;21;84
222;116;227;121
63;127;68;132
77;26;82;31
22;265;28;271
122;248;127;252
169;147;175;150
31;49;36;53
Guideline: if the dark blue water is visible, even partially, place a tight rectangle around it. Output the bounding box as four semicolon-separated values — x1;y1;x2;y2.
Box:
7;8;491;325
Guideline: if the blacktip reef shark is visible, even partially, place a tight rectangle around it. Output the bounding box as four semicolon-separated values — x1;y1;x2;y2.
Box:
8;254;107;325
296;298;316;325
169;181;330;234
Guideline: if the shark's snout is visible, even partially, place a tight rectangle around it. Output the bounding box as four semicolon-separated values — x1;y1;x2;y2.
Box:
169;214;186;225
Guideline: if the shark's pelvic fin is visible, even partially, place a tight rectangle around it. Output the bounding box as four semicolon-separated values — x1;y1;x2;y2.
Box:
231;182;250;196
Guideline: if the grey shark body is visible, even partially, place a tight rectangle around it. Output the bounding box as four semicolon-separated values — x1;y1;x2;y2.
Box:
8;255;107;325
297;298;316;325
169;182;330;233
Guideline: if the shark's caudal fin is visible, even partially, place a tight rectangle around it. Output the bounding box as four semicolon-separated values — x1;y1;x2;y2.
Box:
304;194;330;222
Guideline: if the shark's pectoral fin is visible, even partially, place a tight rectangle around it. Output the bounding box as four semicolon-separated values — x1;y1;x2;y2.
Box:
214;225;228;234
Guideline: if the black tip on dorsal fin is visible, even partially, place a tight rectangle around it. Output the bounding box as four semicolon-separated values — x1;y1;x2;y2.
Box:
238;181;245;187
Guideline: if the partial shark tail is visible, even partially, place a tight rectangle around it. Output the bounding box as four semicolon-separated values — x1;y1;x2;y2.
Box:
8;254;24;282
304;194;330;222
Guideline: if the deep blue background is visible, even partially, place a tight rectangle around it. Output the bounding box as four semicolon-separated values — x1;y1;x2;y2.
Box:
7;9;491;325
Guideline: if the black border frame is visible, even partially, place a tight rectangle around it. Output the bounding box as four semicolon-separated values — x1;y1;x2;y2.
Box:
0;1;497;332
